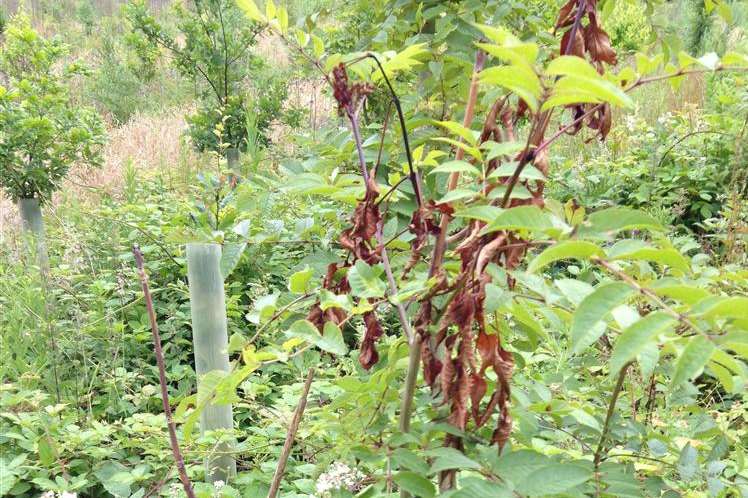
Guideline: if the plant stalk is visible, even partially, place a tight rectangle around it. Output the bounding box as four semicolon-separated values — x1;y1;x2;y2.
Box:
267;368;316;498
593;362;631;470
133;245;196;498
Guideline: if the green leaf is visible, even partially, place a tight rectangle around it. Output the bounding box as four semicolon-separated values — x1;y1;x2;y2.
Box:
434;121;478;146
347;260;387;299
578;208;663;237
671;336;715;388
650;280;710;305
393;472;435;498
480;65;541;112
555;278;594;306
286;319;347;355
432;137;483;160
289;266;313;293
38;436;55;467
528;241;603;273
609;246;690;273
701;297;748;320
546;68;633;109
519;463;593;496
392;448;429;474
246;293;279;324
437;188;479;205
374;43;429;80
571;282;636;354
483;141;524;161
482;206;552;234
220;242;247;279
319;321;348;355
311;35;324;58
454;205;503;223
489;162;545;181
428;448;481;474
709;361;734;393
610;312;676;374
236;0;266;22
546;55;600;78
277;6;288;32
94;461;133;498
677;443;699;481
454;477;513;498
430;160;481;177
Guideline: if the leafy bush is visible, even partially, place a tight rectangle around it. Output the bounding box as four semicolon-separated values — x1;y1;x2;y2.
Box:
0;13;105;201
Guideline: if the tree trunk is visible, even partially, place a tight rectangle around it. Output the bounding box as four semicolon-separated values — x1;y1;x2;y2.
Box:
186;243;237;483
18;196;50;275
226;147;240;172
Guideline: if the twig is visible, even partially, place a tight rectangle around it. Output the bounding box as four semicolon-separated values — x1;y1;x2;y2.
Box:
248;293;314;345
429;50;486;276
267;368;316;498
376;222;415;344
593;362;631;471
399;334;422;435
133;245;196;498
591;257;704;335
364;53;424;208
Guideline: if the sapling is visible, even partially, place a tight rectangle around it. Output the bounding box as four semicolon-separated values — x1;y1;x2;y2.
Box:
0;13;105;271
125;0;266;159
186;243;236;482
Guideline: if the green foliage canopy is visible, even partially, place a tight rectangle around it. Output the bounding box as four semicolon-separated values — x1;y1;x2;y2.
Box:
0;14;105;201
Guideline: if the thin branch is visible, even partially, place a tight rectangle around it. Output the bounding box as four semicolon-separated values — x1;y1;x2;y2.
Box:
399;334;422;433
429;50;486;276
267;368;315;498
132;245;196;498
364;53;424;208
591;257;704;335
347;109;370;183
398;334;422;498
593;362;631;471
374;101;394;177
248;293;314;345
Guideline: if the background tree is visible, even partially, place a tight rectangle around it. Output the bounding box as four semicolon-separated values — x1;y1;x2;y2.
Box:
125;0;274;165
0;13;105;268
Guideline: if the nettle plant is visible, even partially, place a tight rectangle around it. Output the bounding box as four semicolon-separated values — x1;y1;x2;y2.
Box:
0;13;105;266
169;0;748;495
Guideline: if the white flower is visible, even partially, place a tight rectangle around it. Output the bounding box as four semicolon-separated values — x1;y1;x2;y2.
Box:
40;492;55;498
60;493;78;498
214;480;225;489
315;462;364;496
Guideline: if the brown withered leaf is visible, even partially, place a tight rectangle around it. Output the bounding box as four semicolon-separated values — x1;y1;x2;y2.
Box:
469;373;487;424
359;311;384;370
340;176;382;264
588;103;612;140
560;27;585;57
332;64;352;113
555;0;578;30
584;15;617;65
421;338;442;386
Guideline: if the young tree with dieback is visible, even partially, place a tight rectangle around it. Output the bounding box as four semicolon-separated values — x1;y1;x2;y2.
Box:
0;13;105;272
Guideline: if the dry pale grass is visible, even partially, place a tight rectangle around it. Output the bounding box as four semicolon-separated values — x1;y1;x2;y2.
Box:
66;105;195;197
0;106;196;240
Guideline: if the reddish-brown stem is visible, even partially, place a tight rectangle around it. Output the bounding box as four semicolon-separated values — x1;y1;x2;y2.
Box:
267;368;316;498
429;50;486;275
132;245;196;498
